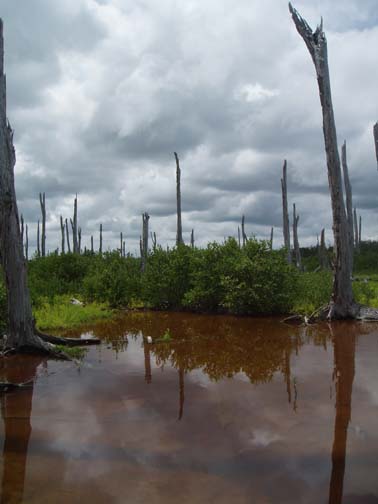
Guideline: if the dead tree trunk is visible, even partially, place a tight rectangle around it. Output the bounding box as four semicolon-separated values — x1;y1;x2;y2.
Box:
151;231;157;252
190;229;194;248
241;215;247;247
341;141;354;271
123;241;126;257
358;215;361;246
91;235;94;254
37;220;40;258
290;4;356;318
270;227;274;250
20;214;24;252
60;215;65;254
39;192;46;257
99;223;103;255
25;224;28;261
71;195;78;254
141;212;150;272
281;160;291;264
65;218;71;253
78;226;81;254
237;226;241;248
353;208;359;253
373;122;378;170
174;152;183;245
293;204;302;270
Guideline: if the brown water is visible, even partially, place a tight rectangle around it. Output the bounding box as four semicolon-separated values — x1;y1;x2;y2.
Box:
0;313;378;504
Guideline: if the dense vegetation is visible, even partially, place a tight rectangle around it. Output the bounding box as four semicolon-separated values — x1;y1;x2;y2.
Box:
1;238;378;331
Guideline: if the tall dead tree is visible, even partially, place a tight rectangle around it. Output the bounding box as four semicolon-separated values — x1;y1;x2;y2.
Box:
174;152;183;245
151;231;157;252
123;241;126;258
237;226;241;248
20;214;24;250
99;223;103;255
358;215;362;246
78;227;81;254
71;195;78;254
373;122;378;170
65;218;71;253
270;227;274;250
241;215;247;247
353;208;359;253
60;215;65;254
292;204;302;270
341;141;354;272
281;160;291;264
37;220;40;257
25;224;28;261
120;232;123;257
39;192;46;257
290;4;356;318
141;212;150;272
90;235;94;254
190;229;194;248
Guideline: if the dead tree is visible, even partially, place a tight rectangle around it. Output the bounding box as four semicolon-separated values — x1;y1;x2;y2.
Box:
120;232;123;256
65;218;71;253
290;4;356;318
90;235;94;254
20;214;24;250
39;192;46;257
37;220;40;257
123;241;126;257
353;208;359;253
71;195;78;254
25;224;28;261
141;212;150;272
358;215;362;246
270;227;274;250
190;229;194;248
151;231;157;252
237;226;241;248
281;160;291;264
341;141;354;271
60;215;65;254
241;215;247;246
374;122;378;170
174;152;183;245
292;204;302;270
99;223;103;255
78;227;81;254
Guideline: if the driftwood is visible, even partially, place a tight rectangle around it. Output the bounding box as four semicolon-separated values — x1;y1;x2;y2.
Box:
281;160;291;264
174;152;183;245
39;192;46;257
290;4;356;319
341;141;354;270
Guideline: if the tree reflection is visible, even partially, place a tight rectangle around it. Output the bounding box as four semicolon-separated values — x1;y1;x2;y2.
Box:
328;323;356;504
0;355;42;504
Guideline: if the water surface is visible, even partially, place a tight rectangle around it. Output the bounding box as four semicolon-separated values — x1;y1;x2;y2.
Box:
1;312;378;503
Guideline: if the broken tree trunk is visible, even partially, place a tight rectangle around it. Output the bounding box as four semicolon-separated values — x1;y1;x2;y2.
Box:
290;4;356;319
174;152;183;245
341;141;354;272
37;220;40;257
141;212;150;272
65;218;71;253
99;223;102;255
241;215;247;247
78;226;81;254
60;215;65;254
90;235;94;254
25;224;28;261
190;229;194;248
353;208;359;253
374;122;378;170
292;204;302;270
39;192;46;257
281;160;291;264
359;215;362;247
270;227;274;250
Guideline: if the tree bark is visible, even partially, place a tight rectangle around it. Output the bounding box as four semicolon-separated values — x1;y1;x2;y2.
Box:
174;152;183;245
91;235;94;254
270;226;274;250
65;218;71;253
374;122;378;170
60;215;65;254
281;160;291;264
39;192;46;257
292;204;302;270
190;228;194;248
290;4;356;318
341;141;354;272
353;207;359;253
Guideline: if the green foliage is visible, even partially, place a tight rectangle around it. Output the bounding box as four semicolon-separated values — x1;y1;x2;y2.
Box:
34;295;112;330
293;271;333;315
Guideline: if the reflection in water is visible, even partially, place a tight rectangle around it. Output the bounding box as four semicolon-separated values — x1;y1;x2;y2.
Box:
178;367;185;421
329;324;356;504
0;356;41;504
143;341;152;384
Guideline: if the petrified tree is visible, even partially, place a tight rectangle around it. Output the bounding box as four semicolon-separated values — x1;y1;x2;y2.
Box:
281;160;291;264
60;215;65;254
341;141;354;271
39;192;46;257
65;218;71;253
374;122;378;170
292;204;302;270
290;4;356;318
174;152;183;245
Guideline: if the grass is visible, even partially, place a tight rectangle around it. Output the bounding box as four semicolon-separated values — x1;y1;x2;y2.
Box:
34;295;113;330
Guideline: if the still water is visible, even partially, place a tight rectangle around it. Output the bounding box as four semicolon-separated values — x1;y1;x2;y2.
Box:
0;312;378;503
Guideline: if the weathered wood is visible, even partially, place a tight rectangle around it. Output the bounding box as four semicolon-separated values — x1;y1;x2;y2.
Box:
60;215;65;254
190;228;194;248
90;235;94;254
174;152;183;245
99;223;102;254
25;223;28;261
37;220;40;257
289;4;356;318
71;195;78;254
237;226;241;248
281;160;291;264
65;218;71;253
341;141;354;271
358;214;361;246
270;226;274;250
241;215;247;247
39;192;46;257
78;226;81;254
353;207;359;252
374;122;378;170
292;204;302;270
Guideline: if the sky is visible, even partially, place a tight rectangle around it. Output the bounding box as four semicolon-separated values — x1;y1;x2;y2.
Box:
0;0;377;255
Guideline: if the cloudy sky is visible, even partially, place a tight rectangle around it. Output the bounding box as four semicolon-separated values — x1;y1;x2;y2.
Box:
1;0;378;254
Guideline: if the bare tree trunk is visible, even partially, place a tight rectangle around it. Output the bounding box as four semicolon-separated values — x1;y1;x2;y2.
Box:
25;223;28;261
120;232;123;256
374;122;378;170
237;226;241;248
341;141;354;272
20;214;24;253
71;194;78;254
151;231;157;252
270;226;274;250
358;215;361;246
290;4;355;318
78;226;81;254
174;152;183;245
39;192;46;257
281;160;291;264
241;215;247;247
60;215;65;254
353;208;359;253
123;240;126;257
190;228;194;248
65;218;71;253
141;212;149;272
293;204;302;270
37;220;40;257
99;223;102;255
91;235;94;254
